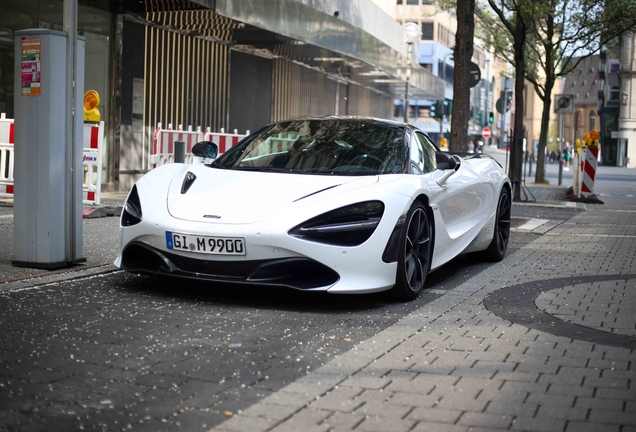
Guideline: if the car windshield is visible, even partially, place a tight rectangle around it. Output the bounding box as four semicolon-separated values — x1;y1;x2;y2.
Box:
214;119;407;175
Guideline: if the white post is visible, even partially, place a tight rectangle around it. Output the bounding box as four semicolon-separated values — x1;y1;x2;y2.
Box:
63;0;82;263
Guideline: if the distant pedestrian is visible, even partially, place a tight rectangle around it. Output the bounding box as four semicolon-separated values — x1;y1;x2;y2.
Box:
563;142;571;171
476;140;483;154
467;140;474;154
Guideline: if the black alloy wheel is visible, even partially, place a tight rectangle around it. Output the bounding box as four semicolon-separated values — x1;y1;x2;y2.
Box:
392;202;432;301
485;187;511;261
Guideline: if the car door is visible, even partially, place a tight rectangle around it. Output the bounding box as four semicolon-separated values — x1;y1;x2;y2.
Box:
411;132;480;266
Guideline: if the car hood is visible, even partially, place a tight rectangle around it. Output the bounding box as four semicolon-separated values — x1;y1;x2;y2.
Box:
166;165;379;224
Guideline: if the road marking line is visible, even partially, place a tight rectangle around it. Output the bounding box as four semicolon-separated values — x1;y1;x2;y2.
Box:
512;218;550;231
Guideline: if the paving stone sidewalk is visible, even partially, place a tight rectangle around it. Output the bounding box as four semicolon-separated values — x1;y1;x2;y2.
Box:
211;202;636;432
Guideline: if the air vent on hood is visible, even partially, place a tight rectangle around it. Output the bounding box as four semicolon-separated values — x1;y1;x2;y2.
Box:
181;172;197;194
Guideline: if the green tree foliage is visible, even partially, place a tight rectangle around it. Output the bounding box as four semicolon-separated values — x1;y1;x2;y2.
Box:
524;0;636;184
477;0;636;185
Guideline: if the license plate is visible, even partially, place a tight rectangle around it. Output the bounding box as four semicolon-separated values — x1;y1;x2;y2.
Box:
166;231;246;256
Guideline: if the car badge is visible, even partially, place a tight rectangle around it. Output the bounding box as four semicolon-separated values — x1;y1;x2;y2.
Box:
203;215;221;219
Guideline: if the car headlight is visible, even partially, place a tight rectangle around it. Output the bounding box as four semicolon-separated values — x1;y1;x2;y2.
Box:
289;201;384;246
121;185;143;226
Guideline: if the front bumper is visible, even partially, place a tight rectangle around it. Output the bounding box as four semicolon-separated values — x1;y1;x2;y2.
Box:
119;241;340;290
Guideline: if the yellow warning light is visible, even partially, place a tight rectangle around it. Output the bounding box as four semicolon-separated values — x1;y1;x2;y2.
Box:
589;129;600;141
440;137;448;148
84;90;101;122
574;138;581;153
583;133;590;143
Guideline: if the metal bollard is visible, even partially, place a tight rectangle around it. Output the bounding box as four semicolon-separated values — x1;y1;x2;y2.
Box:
175;140;185;163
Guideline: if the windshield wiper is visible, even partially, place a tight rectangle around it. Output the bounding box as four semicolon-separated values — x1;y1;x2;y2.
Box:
232;166;308;174
209;160;225;169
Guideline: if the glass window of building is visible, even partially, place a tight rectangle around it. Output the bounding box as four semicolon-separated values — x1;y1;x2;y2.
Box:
421;23;434;40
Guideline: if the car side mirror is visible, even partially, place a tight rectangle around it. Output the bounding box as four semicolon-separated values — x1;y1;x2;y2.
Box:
192;141;219;159
436;151;458;171
435;152;461;186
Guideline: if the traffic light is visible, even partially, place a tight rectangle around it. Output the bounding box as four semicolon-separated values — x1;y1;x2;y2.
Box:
450;45;455;61
444;101;452;118
488;111;494;124
429;101;439;119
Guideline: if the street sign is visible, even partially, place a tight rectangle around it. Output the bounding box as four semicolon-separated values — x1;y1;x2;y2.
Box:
496;90;513;113
468;61;481;88
554;94;574;114
482;126;491;139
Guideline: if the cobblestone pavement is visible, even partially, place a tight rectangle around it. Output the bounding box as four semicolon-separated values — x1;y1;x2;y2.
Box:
211;197;636;432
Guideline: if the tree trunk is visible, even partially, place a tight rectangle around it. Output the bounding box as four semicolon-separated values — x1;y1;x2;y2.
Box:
510;16;526;202
449;0;475;153
535;92;553;183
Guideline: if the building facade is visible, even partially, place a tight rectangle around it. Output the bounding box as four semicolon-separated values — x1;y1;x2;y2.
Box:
618;32;636;168
598;34;635;167
561;56;600;156
374;0;508;148
0;0;444;191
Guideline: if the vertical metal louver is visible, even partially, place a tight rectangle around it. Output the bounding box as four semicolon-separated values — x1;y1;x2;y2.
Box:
143;9;239;160
271;58;393;121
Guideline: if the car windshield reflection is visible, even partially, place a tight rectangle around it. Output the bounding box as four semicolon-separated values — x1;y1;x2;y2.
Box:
215;119;407;175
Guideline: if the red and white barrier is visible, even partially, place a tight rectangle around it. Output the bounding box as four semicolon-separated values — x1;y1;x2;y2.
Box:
202;127;248;155
0;184;13;196
0;113;16;199
581;146;599;194
151;124;249;169
0;113;14;144
0;113;104;204
151;123;203;168
82;121;104;205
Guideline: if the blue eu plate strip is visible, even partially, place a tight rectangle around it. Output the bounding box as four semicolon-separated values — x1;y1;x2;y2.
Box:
166;231;174;249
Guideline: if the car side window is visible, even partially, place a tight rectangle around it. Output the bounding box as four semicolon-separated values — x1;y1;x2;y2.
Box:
411;132;437;173
409;133;424;174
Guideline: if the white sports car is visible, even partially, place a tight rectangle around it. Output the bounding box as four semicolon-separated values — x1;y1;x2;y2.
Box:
116;116;511;300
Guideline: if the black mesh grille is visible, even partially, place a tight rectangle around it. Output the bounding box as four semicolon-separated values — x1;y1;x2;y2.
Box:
120;242;339;290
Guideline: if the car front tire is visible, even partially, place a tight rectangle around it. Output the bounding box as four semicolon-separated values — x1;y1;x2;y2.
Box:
485;187;511;261
392;202;432;301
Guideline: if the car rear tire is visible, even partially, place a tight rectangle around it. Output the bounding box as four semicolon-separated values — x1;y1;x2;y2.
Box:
392;202;432;301
484;187;511;262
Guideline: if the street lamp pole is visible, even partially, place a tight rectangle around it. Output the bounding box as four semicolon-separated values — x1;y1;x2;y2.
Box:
485;57;491;148
403;42;412;124
401;22;421;124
